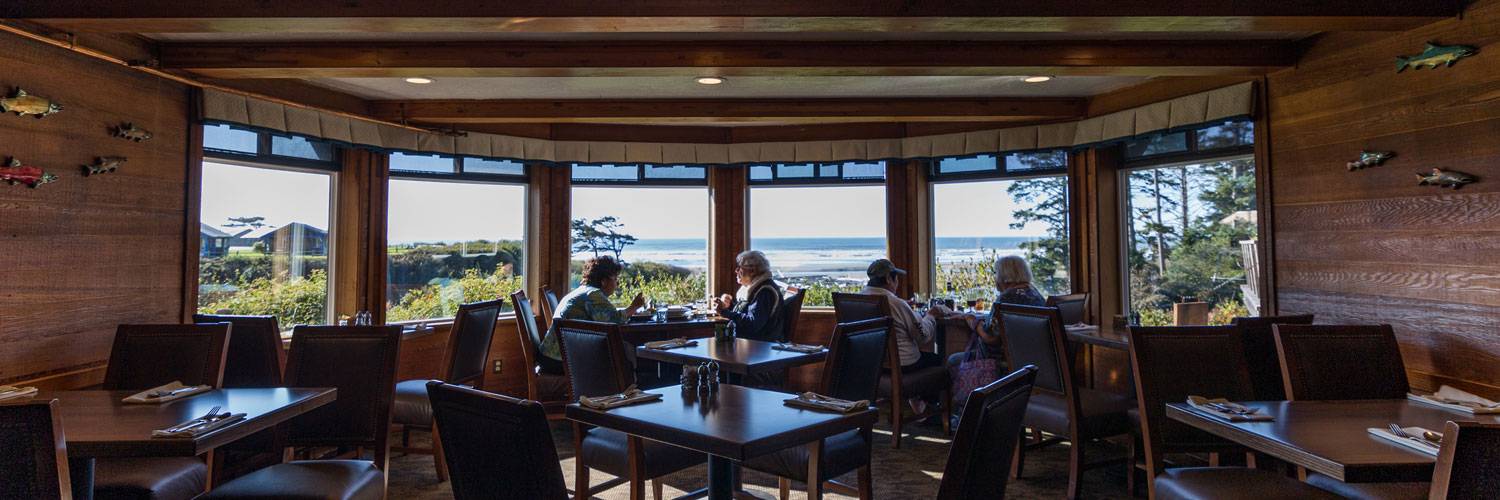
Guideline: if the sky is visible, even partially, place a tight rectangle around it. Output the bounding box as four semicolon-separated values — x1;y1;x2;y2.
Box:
931;179;1053;238
572;186;709;240
388;179;526;244
749;185;888;238
201;161;331;233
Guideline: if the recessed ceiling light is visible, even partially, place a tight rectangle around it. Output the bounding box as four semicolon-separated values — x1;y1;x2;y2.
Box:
1023;76;1053;83
404;77;433;84
695;76;726;85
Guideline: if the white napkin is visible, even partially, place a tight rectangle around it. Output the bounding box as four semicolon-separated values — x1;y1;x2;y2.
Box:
123;381;212;404
784;392;869;413
579;388;663;410
0;385;38;402
1408;386;1500;414
1367;426;1442;456
772;342;826;354
152;413;246;438
1186;395;1274;422
644;338;698;350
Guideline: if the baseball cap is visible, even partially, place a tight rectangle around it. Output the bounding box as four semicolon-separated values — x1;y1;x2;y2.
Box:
867;259;907;279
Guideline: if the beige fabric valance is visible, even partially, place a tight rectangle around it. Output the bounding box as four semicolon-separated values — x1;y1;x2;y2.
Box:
202;82;1252;164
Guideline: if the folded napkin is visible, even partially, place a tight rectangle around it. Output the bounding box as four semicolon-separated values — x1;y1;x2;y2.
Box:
1186;396;1273;422
772;342;826;354
1408;385;1500;414
0;385;38;402
123;381;212;404
1064;324;1099;334
152;412;246;438
644;338;698;350
1368;426;1442;456
784;392;869;413
579;388;663;410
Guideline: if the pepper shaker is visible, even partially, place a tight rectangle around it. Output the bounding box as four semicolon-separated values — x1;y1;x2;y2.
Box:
681;364;699;390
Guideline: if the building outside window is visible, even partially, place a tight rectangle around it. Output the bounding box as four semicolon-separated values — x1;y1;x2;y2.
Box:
1122;120;1259;326
385;153;528;321
748;162;888;306
569;164;710;306
197;124;338;328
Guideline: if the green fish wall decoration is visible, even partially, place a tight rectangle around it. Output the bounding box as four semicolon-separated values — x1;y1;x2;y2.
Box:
1397;42;1478;72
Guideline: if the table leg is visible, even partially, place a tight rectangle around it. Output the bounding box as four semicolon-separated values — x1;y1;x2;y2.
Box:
69;457;94;500
707;455;734;500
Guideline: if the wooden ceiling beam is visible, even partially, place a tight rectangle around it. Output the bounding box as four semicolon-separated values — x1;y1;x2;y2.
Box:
368;98;1087;124
158;40;1299;78
11;1;1456;33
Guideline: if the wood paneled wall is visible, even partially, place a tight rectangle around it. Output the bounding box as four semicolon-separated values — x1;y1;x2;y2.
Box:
1267;0;1500;396
0;30;191;384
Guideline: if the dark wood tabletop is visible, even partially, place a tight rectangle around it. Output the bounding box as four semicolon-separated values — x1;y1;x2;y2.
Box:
1065;324;1129;350
1166;399;1500;483
620;316;724;345
566;384;877;461
35;387;336;458
636;338;827;376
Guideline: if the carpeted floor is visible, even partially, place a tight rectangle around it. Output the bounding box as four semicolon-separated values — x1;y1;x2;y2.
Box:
388;414;1137;499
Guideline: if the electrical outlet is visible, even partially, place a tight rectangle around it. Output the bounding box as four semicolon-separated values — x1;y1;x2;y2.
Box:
493;359;503;374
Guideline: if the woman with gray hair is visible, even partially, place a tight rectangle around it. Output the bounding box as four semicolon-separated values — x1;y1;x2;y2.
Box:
958;254;1047;358
713;250;786;342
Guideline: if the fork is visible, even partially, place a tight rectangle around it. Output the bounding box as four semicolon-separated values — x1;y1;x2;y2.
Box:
1388;424;1439;446
165;406;221;433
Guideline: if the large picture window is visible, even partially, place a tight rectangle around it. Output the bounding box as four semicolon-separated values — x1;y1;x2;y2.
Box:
749;164;887;306
386;179;527;321
1123;122;1258;326
570;164;710;306
932;175;1070;300
197;161;335;328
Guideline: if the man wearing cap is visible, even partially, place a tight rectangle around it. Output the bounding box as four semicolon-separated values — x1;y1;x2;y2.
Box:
861;259;949;372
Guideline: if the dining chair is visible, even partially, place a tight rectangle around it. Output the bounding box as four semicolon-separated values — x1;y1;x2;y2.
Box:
1046;293;1089;326
426;382;569;500
192;314;284;388
832;292;952;448
744;317;890;500
1429;421;1500;500
999;304;1133;500
556;319;701;500
191;314;286;484
391;298;504;482
512;290;572;420
1229;314;1313;400
202;325;401;500
95;323;231;500
539;285;561;330
935;365;1038;500
1275;323;1410;401
1128;326;1336;500
1275;324;1428;499
780;287;808;342
0;400;71;500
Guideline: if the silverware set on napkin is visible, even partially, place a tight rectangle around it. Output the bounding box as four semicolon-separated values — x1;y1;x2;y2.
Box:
156;406;238;437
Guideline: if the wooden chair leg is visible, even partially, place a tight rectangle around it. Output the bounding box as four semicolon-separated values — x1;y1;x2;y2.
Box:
778;477;790;500
628;436;646;500
805;440;823;500
1011;433;1025;479
652;479;663;500
402;425;411;449
941;389;953;435
1208;452;1220;467
432;424;449;482
1066;439;1085;500
573;423;590;500
857;465;873;500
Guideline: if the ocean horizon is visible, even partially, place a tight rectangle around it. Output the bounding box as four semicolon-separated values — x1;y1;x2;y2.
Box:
571;235;1045;278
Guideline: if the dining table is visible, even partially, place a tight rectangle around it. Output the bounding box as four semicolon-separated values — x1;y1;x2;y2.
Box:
1166;399;1500;483
33;387;337;500
566;384;878;500
636;337;827;376
620;314;725;345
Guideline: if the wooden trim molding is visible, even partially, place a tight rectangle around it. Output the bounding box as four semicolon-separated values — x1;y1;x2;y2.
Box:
182;89;205;322
1251;79;1278;315
1069;147;1124;325
335;148;390;322
527;164;573;298
709;166;749;296
885;159;929;298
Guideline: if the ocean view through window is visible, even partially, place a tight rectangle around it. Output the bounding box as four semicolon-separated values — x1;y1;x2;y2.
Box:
570;185;710;306
386;179;527;321
932;175;1071;300
750;184;887;306
197;160;334;328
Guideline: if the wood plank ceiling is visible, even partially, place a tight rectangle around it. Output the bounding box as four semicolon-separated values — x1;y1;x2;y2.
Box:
5;0;1462;130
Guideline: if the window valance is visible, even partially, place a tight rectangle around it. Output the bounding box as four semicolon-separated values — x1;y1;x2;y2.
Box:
201;82;1252;165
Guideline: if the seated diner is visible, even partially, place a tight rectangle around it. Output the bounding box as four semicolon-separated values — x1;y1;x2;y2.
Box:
3;3;1499;499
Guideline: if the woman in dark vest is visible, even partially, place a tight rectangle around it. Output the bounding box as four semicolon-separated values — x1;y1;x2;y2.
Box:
712;250;785;342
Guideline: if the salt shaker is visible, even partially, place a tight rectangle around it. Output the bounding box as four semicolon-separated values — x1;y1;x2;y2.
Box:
681;364;699;389
706;361;721;386
697;362;712;392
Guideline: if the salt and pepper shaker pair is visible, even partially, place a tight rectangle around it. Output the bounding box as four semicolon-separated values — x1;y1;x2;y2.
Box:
344;310;373;326
681;361;721;391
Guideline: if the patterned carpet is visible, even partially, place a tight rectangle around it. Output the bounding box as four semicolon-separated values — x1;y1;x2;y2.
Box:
388;414;1136;499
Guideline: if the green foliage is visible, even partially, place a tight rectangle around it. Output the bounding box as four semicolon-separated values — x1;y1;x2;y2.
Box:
386;240;524;307
198;270;328;327
1209;299;1248;326
1006;168;1072;295
199;254;328;286
615;272;707;306
1137;307;1173;327
797;281;864;308
387;266;523;322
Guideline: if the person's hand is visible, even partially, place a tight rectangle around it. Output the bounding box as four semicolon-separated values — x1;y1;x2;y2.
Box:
929;304;952;318
964;313;981;330
714;293;734;312
628;293;646;310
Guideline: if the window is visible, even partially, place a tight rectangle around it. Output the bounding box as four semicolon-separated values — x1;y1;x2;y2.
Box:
932;176;1070;300
748;161;886;184
385;179;527;321
749;182;888;307
202;123;341;167
571;163;707;185
570;183;710;306
932;151;1068;179
1124;153;1258;326
1124;120;1255;162
197;160;335;329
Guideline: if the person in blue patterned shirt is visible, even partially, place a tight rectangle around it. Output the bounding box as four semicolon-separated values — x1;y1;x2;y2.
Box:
537;256;645;374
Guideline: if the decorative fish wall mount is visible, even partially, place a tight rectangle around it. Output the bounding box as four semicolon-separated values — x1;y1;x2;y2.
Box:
83;156;126;176
1347;151;1395;171
1397;42;1478;72
0;88;63;118
1;158;58;187
113;122;153;142
1416;168;1477;189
